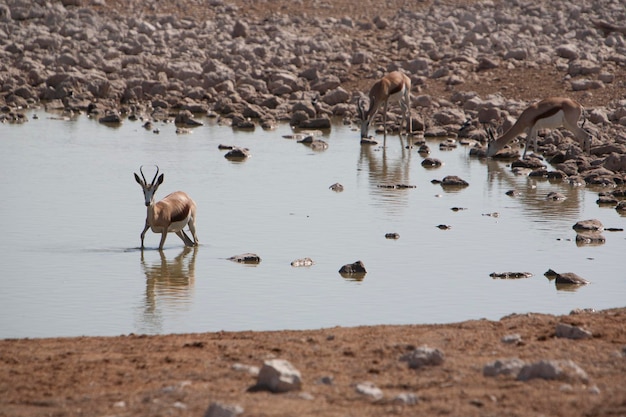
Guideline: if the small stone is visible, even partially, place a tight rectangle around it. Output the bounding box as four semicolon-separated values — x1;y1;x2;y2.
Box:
204;402;244;417
501;334;523;344
440;175;469;187
228;253;261;264
393;392;419;405
224;147;251;160
555;272;589;286
400;346;445;369
329;183;344;192
355;381;383;400
483;358;526;377
572;219;604;232
256;359;302;393
338;260;367;275
291;258;314;267
555;323;592;339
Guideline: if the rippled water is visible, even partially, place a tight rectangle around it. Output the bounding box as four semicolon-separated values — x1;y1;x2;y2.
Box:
0;111;624;338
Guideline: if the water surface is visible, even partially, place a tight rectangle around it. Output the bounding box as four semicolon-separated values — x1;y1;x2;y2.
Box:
0;111;624;338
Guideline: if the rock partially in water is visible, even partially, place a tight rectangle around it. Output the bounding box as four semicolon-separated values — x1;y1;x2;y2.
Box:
224;147;251;160
572;219;604;232
555;272;590;286
421;157;443;168
339;260;367;275
329;182;344;192
228;253;261;264
440;175;469;187
490;272;533;279
290;257;315;267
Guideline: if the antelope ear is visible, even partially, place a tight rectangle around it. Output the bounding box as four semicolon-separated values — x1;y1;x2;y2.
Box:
134;173;143;185
156;173;164;185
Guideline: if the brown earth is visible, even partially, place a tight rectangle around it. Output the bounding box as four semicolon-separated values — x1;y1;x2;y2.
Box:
2;1;625;416
1;308;625;417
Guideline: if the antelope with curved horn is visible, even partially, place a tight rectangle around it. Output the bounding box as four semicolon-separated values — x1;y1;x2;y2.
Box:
486;97;592;159
357;71;412;141
134;166;199;250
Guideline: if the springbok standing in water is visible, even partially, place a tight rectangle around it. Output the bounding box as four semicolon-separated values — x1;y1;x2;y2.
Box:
357;71;412;143
486;97;592;158
134;165;199;250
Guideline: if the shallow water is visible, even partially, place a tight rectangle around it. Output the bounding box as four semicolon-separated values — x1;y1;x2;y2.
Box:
0;111;624;338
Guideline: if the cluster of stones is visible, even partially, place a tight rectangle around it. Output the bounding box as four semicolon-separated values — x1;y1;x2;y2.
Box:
0;2;623;114
2;0;626;183
206;318;599;414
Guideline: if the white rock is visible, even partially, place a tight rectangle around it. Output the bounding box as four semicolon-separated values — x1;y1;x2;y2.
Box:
355;382;383;400
256;359;302;393
203;402;244;417
517;360;588;382
400;346;445;369
483;358;526;377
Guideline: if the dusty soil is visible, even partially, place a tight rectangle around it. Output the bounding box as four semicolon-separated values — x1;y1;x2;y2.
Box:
2;1;625;416
1;308;625;417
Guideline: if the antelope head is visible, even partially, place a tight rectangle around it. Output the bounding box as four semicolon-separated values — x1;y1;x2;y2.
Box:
134;165;164;207
485;125;497;157
357;97;370;138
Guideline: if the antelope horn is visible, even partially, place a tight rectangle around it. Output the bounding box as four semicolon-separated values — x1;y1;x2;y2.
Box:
139;165;160;185
151;165;160;185
139;165;148;184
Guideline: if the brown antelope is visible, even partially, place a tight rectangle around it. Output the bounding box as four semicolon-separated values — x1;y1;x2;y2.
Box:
134;166;199;250
357;71;412;141
486;97;592;159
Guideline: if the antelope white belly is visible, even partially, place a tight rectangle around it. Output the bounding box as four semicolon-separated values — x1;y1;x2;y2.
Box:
149;218;189;234
534;110;565;130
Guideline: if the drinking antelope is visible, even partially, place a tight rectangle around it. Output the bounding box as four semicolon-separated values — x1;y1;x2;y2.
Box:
357;71;412;141
486;97;592;158
134;166;199;250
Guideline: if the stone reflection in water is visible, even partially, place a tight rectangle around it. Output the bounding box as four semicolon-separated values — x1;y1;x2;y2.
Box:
138;246;197;334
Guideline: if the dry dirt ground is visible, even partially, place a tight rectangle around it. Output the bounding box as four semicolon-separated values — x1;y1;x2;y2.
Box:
1;308;625;417
2;1;626;416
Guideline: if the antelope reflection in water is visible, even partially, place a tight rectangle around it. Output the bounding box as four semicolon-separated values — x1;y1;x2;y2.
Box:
139;246;198;333
358;136;414;214
484;157;586;222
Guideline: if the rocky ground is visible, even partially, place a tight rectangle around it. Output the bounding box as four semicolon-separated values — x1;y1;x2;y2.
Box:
1;0;626;416
1;308;625;417
2;0;626;182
